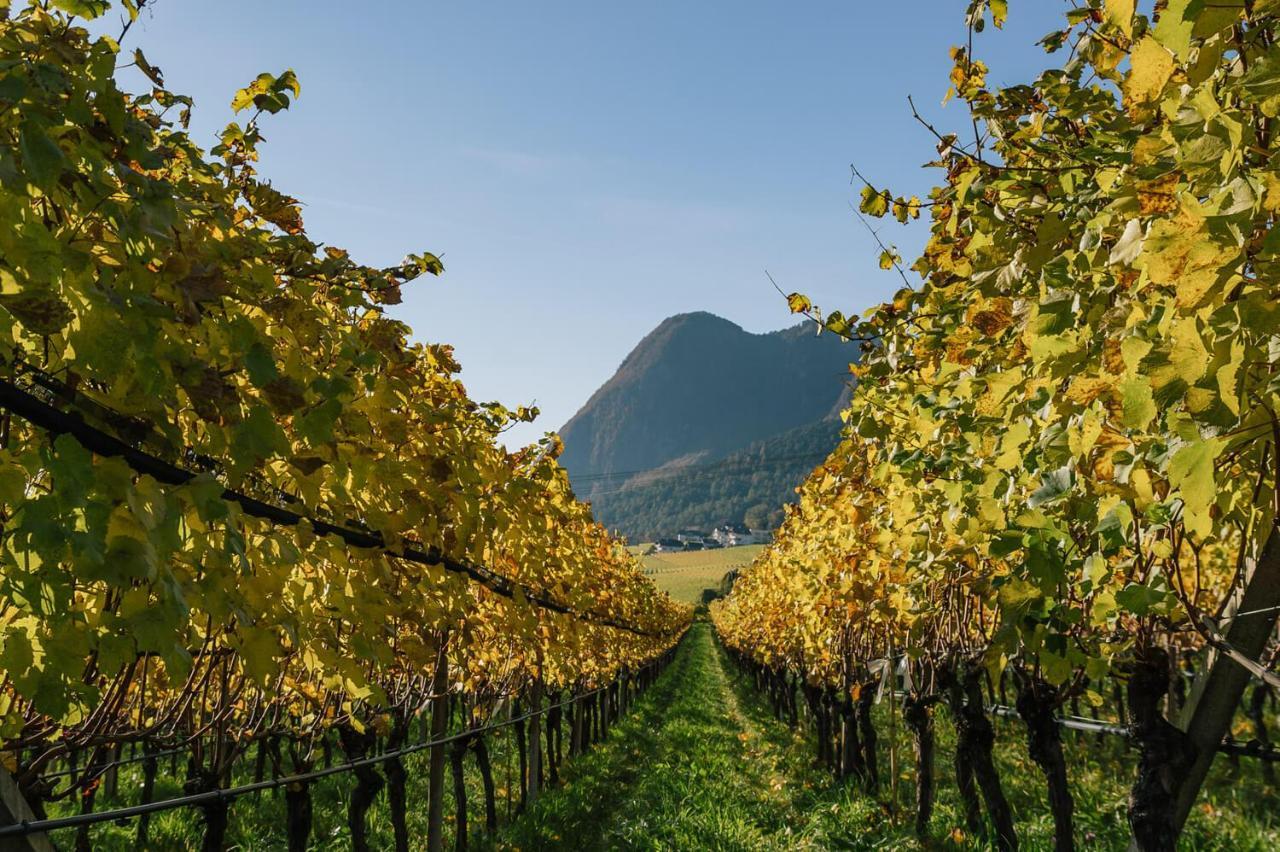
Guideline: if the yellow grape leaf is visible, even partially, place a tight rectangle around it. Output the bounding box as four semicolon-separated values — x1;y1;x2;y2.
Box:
1216;339;1243;416
786;293;812;314
1263;172;1280;214
1066;376;1113;407
1121;336;1153;374
1141;209;1235;308
994;421;1032;471
1168;317;1208;384
1069;410;1103;458
1124;37;1175;108
1083;553;1109;585
1132;467;1156;509
239;626;283;685
1105;0;1135;38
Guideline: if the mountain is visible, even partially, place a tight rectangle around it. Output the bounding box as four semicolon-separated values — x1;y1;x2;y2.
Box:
558;311;855;542
577;416;844;542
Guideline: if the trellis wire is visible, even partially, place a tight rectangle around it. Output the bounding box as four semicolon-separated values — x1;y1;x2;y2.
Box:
0;376;675;639
0;682;619;838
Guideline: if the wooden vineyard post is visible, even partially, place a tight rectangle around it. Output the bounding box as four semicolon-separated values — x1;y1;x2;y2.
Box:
888;643;899;818
385;715;411;852
102;744;119;803
527;658;544;804
137;742;159;847
1168;526;1280;840
0;766;55;852
426;638;450;852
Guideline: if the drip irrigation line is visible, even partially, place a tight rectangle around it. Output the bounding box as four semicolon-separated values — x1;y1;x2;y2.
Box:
985;704;1130;737
0;377;675;640
781;679;1280;767
1218;602;1280;622
983;703;1280;761
0;680;628;838
884;687;1280;761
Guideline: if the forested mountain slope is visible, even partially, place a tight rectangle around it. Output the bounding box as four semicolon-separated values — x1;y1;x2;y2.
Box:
557;312;853;540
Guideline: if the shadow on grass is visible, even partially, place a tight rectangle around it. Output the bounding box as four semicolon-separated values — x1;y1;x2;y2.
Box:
489;621;789;851
483;661;675;849
712;633;1280;852
482;628;693;850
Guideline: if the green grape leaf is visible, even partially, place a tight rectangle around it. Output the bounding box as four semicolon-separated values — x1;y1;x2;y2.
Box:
1115;582;1168;616
1028;467;1073;508
1167;438;1224;537
51;0;110;20
18;121;66;189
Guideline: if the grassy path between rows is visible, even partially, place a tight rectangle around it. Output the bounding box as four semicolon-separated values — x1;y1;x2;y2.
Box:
492;620;843;850
493;621;1280;851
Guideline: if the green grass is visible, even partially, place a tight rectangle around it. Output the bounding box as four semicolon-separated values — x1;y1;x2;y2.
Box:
491;619;807;850
640;544;763;603
498;621;1279;850
45;705;532;850
699;651;1280;851
41;621;1279;850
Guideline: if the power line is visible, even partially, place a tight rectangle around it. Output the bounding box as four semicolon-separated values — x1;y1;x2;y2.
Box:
0;377;674;640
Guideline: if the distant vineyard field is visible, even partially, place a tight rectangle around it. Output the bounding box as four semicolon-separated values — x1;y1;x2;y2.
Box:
640;545;764;603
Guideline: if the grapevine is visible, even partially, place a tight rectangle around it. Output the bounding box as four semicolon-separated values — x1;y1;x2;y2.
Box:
714;2;1280;850
0;2;688;849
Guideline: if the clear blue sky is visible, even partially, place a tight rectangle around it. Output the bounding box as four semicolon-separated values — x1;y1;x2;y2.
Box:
119;2;1067;448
